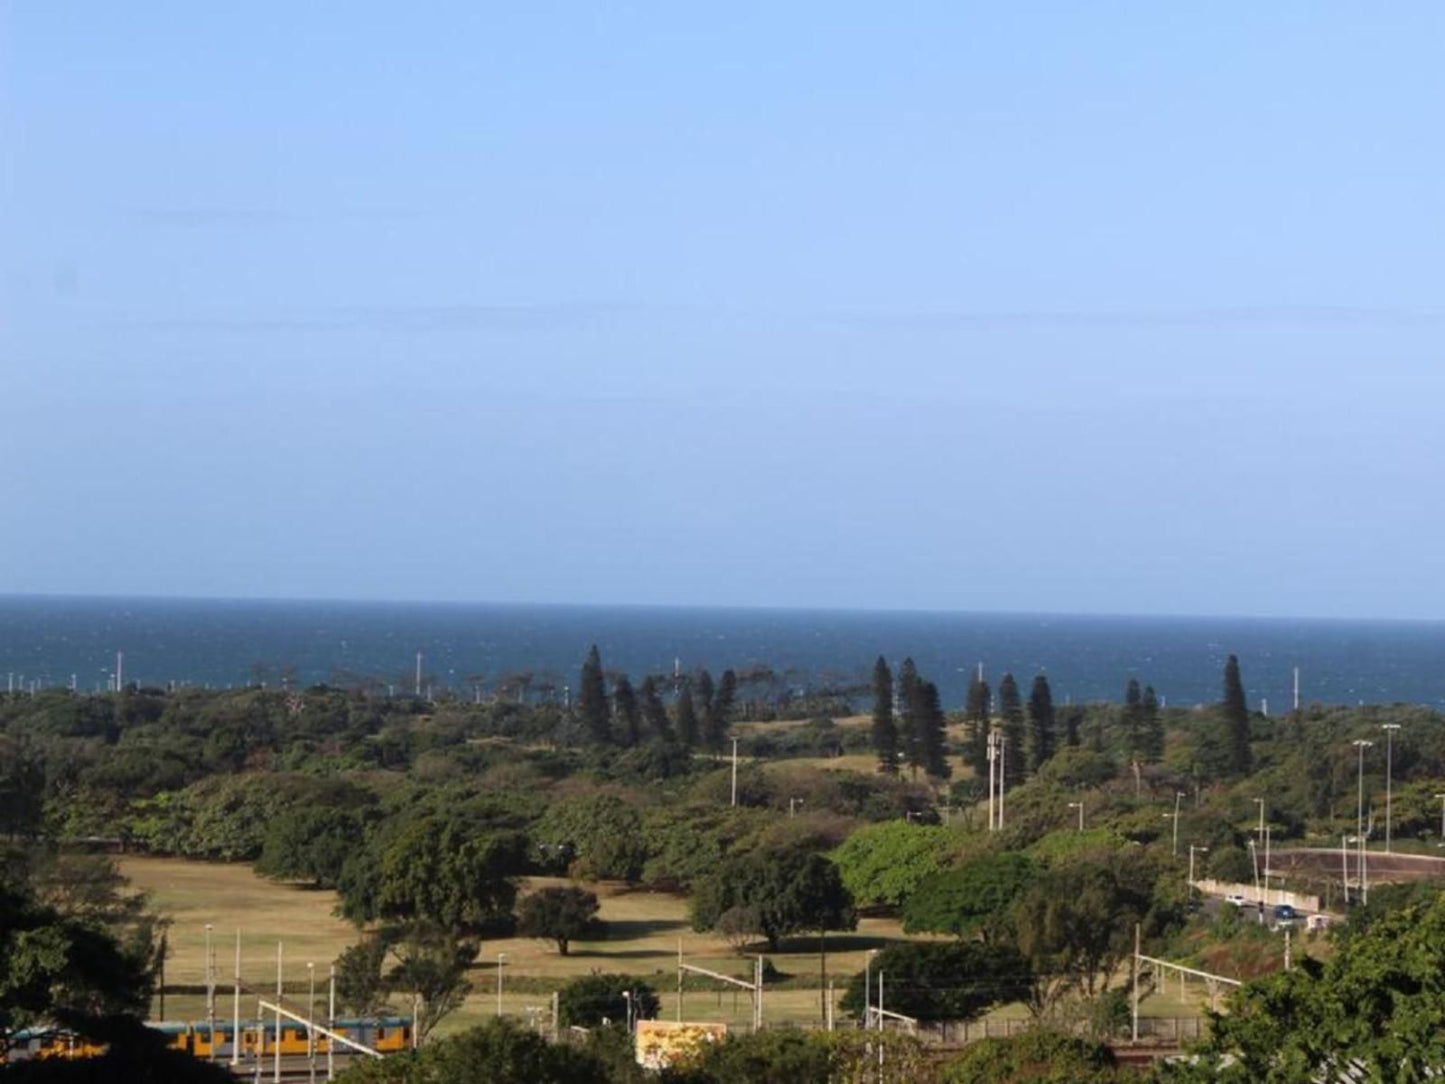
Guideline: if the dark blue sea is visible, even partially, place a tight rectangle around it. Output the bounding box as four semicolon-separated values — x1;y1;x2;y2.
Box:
1;595;1443;710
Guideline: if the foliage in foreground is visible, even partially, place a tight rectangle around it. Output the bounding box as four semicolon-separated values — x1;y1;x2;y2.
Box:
1158;889;1445;1081
940;1029;1122;1083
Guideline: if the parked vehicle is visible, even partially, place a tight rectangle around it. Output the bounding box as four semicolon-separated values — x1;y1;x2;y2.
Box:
1225;893;1249;907
1272;903;1298;927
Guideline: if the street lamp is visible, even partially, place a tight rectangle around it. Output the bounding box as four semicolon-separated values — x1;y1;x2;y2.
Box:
864;949;879;1030
1188;845;1209;902
1068;801;1084;831
496;953;506;1017
1247;840;1264;923
1352;740;1373;846
1382;724;1401;853
790;798;804;818
1172;792;1184;856
307;962;316;1084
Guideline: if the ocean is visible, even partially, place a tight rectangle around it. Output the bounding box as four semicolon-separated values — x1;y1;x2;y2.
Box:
1;595;1443;711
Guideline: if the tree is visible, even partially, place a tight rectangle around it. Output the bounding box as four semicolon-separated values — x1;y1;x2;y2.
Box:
384;923;477;1044
334;936;390;1015
338;815;522;932
556;973;659;1028
829;821;954;909
639;676;673;741
578;645;610;744
256;806;364;888
963;676;990;772
870;657;899;775
1221;654;1252;776
694;670;715;730
516;886;601;956
1062;706;1083;748
839;942;1032;1022
330;1018;610;1084
1026;674;1056;773
1008;853;1163;1014
691;849;856;952
675;680;699;748
612;676;641;748
998;673;1025;787
902;853;1036;943
533;793;647;883
1141;685;1164;761
941;1029;1122;1084
703;669;737;751
897;658;922;778
915;680;951;781
1121;679;1144;761
1158;892;1445;1081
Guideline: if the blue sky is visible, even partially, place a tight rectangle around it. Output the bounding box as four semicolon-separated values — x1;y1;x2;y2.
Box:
2;3;1443;618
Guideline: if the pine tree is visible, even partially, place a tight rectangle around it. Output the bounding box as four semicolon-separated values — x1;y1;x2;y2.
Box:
898;658;923;779
1026;674;1055;773
675;679;699;748
704;669;737;750
613;675;641;747
1141;685;1164;761
694;670;716;726
998;673;1025;787
918;680;951;781
1122;679;1144;761
963;676;991;773
1063;706;1083;747
870;657;899;776
639;675;672;741
1221;654;1251;775
578;644;610;744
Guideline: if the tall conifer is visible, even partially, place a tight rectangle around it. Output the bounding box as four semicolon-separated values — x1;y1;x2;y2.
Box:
1221;654;1251;775
918;680;951;780
639;675;672;741
998;673;1025;786
1122;679;1144;761
898;658;923;779
613;675;641;747
1026;674;1056;773
1141;685;1164;761
675;680;699;748
871;657;899;775
704;669;737;750
963;676;991;772
578;644;610;744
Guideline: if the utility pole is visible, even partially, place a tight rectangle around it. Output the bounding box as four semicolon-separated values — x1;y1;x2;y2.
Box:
496;953;506;1017
1293;666;1300;712
997;736;1006;830
1172;791;1184;856
1188;845;1208;902
730;738;738;807
986;730;998;831
233;931;241;1067
116;651;124;690
1068;801;1083;831
415;651;422;697
1131;923;1141;1042
1382;724;1401;852
1353;739;1373;888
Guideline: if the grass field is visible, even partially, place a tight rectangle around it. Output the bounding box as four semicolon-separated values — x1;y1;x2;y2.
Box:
121;857;1208;1037
121;858;915;1032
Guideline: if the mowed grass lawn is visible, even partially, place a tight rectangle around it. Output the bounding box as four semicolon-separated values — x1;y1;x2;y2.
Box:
120;857;912;1031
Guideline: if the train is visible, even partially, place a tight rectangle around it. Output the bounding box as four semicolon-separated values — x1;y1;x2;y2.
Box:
2;1016;413;1062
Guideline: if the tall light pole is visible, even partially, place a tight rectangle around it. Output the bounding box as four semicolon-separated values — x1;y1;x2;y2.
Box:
1253;797;1265;848
1188;845;1208;902
1247;839;1264;922
1173;792;1184;857
1068;801;1083;831
1352;740;1373;844
204;924;215;1061
730;738;738;807
864;949;878;1030
986;730;998;831
1382;724;1401;852
496;953;506;1017
307;962;316;1084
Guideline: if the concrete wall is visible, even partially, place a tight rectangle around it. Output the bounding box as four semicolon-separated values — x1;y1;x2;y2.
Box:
1192;879;1320;912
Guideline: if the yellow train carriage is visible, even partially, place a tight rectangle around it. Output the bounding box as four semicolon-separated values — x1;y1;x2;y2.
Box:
2;1017;412;1063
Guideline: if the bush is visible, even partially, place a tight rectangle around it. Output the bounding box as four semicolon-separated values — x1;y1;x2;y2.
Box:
941;1029;1121;1083
556;973;660;1028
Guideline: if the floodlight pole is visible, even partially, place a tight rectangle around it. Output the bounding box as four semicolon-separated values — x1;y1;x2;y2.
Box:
1382;724;1401;852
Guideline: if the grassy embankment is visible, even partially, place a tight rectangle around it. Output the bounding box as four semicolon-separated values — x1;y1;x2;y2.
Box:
122;857;1207;1037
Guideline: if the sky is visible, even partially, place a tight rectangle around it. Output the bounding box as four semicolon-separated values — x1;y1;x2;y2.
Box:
2;3;1444;619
